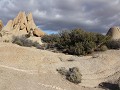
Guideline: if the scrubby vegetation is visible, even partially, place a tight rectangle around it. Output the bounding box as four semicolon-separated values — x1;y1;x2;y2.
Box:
56;67;82;84
42;29;110;56
106;39;120;49
12;36;40;49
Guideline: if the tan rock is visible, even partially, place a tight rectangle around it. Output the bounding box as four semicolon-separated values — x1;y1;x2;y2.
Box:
3;11;45;37
20;23;25;30
27;12;33;21
27;20;36;30
0;20;3;31
33;28;45;37
26;24;30;32
106;26;120;40
3;20;13;31
13;24;20;32
13;12;21;25
20;12;28;25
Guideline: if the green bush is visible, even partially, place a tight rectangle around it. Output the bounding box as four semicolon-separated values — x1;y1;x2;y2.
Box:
42;29;110;55
57;67;82;84
68;42;85;55
12;36;40;48
41;34;60;44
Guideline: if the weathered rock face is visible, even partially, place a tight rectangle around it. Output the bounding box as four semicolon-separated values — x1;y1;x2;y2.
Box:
4;20;13;31
106;26;120;40
0;20;3;31
3;12;45;37
33;28;45;37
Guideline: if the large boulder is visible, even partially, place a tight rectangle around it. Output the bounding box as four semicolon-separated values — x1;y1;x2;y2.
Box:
106;26;120;40
0;20;3;31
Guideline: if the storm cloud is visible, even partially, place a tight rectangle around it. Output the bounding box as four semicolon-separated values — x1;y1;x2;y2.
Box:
0;0;120;34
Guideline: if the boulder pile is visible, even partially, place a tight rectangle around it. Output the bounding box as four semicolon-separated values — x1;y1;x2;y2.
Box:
3;11;45;37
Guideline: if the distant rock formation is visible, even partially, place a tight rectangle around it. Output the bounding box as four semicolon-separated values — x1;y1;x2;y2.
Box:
106;26;120;40
3;11;45;37
0;20;3;31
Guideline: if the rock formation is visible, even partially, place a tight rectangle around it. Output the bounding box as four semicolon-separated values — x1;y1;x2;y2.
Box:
106;26;120;40
3;11;45;37
0;20;3;31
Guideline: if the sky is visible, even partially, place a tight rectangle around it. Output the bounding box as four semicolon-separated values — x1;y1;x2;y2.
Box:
0;0;120;34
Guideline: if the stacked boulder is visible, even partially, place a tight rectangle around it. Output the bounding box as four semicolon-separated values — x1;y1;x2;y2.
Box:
3;11;45;37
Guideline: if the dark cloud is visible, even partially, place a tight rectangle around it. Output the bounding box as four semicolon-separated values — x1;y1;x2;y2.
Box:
0;0;120;34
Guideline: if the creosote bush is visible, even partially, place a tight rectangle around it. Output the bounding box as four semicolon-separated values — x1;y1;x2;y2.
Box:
12;36;40;49
42;29;110;56
57;67;82;84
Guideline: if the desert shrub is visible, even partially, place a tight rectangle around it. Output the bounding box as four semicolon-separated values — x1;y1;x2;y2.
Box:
42;29;110;55
68;42;85;55
12;36;40;48
66;67;82;84
106;39;120;49
41;34;60;49
41;34;60;44
56;67;68;75
57;67;82;84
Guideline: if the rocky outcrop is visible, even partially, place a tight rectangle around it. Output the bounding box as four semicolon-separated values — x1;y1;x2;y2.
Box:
106;26;120;40
3;12;45;37
0;20;3;31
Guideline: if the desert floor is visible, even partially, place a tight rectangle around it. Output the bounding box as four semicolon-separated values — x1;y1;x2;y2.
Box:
0;42;119;90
